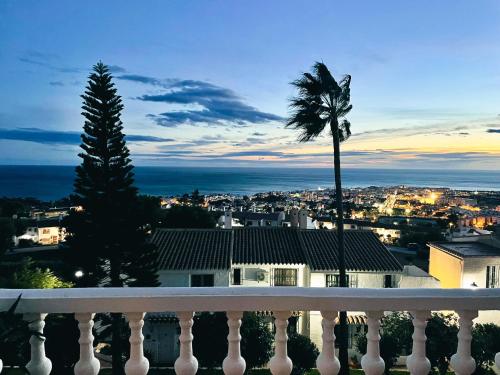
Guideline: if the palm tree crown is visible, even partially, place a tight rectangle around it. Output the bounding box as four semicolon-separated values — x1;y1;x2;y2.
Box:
287;62;352;142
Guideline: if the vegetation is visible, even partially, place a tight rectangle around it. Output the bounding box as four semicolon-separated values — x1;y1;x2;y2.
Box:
190;312;273;370
64;61;159;373
287;61;352;374
287;333;320;375
159;205;216;228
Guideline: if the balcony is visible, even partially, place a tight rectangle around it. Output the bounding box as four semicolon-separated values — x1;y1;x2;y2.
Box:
1;287;500;375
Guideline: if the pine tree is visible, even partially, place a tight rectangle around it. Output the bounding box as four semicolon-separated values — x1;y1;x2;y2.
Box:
65;62;159;373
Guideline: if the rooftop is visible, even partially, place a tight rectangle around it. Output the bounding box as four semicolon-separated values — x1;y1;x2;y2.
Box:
151;227;402;272
430;241;500;258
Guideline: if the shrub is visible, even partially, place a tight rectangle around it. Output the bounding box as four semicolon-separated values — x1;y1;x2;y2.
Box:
287;333;319;375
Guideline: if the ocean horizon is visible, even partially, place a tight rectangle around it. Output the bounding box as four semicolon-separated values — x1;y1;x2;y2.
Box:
0;165;499;201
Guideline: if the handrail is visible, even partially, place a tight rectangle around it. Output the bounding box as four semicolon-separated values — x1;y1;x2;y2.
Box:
1;287;499;313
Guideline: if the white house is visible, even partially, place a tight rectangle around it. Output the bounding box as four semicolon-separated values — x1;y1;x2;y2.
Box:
15;219;66;246
146;227;437;364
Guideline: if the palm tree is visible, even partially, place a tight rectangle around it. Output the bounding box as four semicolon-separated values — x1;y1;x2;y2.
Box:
287;62;352;374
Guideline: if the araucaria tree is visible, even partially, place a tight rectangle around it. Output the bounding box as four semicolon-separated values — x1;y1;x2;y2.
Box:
287;62;352;374
65;62;159;373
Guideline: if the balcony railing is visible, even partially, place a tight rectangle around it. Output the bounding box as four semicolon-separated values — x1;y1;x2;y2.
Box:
1;287;500;375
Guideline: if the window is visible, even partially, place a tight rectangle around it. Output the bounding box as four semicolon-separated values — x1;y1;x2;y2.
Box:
233;268;241;285
384;275;394;288
326;274;357;288
190;274;214;287
486;266;499;288
273;269;297;286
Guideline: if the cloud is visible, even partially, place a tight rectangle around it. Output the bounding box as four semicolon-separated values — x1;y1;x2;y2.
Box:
49;81;65;87
0;128;174;145
251;132;266;136
118;74;283;127
486;128;500;133
108;65;126;73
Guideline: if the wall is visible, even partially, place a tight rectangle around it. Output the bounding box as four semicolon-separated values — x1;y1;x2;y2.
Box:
428;246;463;288
158;270;230;287
231;263;307;287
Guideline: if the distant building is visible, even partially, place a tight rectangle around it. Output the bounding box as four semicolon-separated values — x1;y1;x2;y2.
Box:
16;218;66;245
428;239;500;324
218;210;286;228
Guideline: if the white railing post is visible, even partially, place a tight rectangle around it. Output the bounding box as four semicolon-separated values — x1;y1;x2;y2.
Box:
222;311;246;375
406;311;431;375
450;310;478;375
74;313;100;375
495;351;500;370
0;358;3;374
361;311;385;375
125;312;149;375
269;311;293;375
174;311;198;375
316;311;340;375
24;313;52;375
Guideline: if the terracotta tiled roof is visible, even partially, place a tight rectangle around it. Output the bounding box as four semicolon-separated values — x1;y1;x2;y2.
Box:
152;227;402;272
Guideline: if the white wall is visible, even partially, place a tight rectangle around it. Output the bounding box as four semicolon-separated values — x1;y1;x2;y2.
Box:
462;257;500;324
231;264;307;287
158;270;230;287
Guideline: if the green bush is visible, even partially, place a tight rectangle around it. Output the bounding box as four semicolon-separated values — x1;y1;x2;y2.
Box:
287;333;319;375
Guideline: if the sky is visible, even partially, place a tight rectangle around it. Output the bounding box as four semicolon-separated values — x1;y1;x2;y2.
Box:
1;0;500;169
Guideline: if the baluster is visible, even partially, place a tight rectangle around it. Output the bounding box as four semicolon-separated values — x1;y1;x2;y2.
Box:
450;310;478;375
269;311;293;375
74;313;100;375
175;311;198;375
495;351;499;370
406;311;431;375
125;312;149;375
316;311;340;375
223;311;246;375
361;311;385;375
24;313;52;375
0;358;3;374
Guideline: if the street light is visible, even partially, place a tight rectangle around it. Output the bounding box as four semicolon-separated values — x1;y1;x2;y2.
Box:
74;270;84;278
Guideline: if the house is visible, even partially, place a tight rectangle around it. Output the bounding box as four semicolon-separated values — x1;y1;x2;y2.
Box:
343;219;402;244
15;219;66;245
428;237;500;324
218;210;286;228
147;227;436;364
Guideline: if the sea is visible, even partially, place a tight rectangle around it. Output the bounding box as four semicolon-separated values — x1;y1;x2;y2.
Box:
0;165;499;201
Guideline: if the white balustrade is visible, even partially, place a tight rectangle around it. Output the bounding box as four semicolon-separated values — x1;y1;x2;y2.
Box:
0;288;499;373
74;313;100;375
450;310;478;375
222;311;246;375
269;310;293;375
24;313;52;375
406;310;431;375
175;311;198;375
361;310;385;375
125;312;149;375
316;310;340;375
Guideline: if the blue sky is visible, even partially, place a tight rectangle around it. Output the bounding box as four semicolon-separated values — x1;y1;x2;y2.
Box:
1;0;500;168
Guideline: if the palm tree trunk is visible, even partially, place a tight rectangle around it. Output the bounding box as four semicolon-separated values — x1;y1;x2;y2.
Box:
331;120;349;375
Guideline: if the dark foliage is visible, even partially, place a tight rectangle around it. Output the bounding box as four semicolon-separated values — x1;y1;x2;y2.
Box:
471;323;500;375
287;333;319;375
64;61;159;373
187;312;273;370
158;205;216;229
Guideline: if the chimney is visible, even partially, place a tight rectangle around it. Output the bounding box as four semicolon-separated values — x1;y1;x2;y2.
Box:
290;208;299;228
224;211;232;229
299;209;308;229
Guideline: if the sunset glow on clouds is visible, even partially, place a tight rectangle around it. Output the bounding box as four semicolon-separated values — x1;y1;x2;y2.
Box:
1;1;500;169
